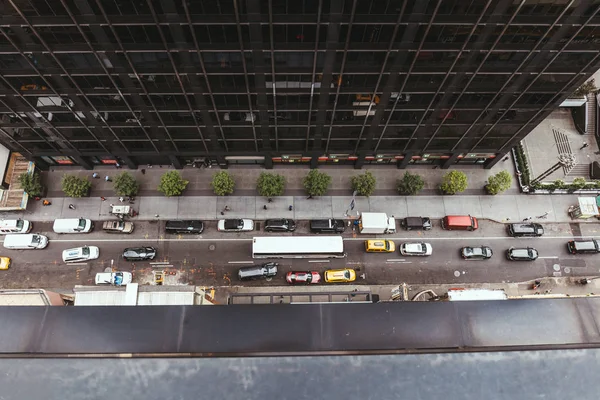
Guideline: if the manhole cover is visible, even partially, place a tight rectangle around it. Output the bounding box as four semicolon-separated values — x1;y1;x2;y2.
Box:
453;270;460;277
553;264;561;271
564;267;571;274
208;244;216;251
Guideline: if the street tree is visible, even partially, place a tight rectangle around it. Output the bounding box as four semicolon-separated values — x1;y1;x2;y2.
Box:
571;177;588;191
397;172;425;195
303;169;332;197
485;170;512;195
113;172;139;196
211;171;235;196
351;171;377;197
439;170;468;195
61;174;92;198
19;171;44;197
256;172;285;198
157;171;189;197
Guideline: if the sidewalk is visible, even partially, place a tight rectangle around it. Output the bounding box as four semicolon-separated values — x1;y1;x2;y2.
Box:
0;160;592;223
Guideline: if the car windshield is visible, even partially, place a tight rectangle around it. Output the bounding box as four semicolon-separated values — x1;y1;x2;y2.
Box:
82;247;90;256
16;220;23;229
31;235;41;244
385;241;391;251
343;271;350;279
420;244;426;252
114;275;123;285
78;219;86;229
225;219;242;229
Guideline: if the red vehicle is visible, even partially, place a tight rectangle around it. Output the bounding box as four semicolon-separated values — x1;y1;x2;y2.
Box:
286;271;321;284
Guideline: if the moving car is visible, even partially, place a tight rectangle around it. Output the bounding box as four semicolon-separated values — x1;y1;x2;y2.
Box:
324;268;356;283
400;217;432;231
365;240;395;253
507;223;544;237
238;262;278;281
400;242;433;256
0;257;11;270
264;219;296;232
461;246;493;260
567;239;600;254
62;246;100;263
217;219;254;232
286;271;321;284
122;247;157;261
95;272;132;286
506;247;538;261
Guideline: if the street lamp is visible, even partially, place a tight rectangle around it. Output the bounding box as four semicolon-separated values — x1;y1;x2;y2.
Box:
530;153;576;186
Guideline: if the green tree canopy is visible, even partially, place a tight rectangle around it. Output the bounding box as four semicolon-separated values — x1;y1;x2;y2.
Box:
303;169;332;197
256;172;285;198
571;177;588;190
113;172;139;196
439;170;468;195
61;174;91;198
19;171;43;197
211;171;235;196
397;172;425;195
485;170;512;195
350;171;377;197
157;171;189;197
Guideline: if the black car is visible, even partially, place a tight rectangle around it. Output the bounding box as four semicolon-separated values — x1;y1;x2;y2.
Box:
123;247;157;261
264;219;296;232
461;246;493;260
507;223;544;237
506;247;538;261
165;220;204;234
401;217;432;231
310;219;346;233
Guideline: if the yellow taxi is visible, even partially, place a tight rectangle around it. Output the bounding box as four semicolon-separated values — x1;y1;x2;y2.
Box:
0;257;11;270
365;240;395;253
324;268;356;283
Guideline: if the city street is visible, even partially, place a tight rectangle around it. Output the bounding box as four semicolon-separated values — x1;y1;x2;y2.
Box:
1;219;599;290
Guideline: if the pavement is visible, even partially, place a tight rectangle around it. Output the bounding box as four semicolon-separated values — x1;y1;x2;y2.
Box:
1;158;596;224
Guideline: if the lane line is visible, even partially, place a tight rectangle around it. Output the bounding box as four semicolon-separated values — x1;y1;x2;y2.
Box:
387;259;406;262
228;261;254;264
538;256;559;259
308;260;330;263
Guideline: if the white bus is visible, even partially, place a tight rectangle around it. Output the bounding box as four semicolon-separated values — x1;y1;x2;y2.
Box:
252;236;345;259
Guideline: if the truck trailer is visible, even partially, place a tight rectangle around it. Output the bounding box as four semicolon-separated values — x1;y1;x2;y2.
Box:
358;213;396;234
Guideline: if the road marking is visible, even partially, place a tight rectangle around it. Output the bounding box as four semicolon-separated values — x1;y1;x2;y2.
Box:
308;260;330;263
387;259;406;262
539;256;559;259
66;262;88;266
150;262;171;265
386;261;411;264
228;261;254;264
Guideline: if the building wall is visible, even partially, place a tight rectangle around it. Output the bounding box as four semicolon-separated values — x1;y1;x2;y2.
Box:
0;0;600;170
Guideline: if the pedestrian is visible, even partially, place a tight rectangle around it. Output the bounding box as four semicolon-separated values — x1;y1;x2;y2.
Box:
516;171;522;177
220;211;225;215
581;142;589;150
105;175;111;182
141;169;146;175
68;204;76;210
119;196;124;203
503;156;509;162
115;162;121;169
224;205;231;211
523;216;532;221
154;214;159;218
100;196;106;201
267;198;273;203
92;172;99;179
263;205;268;210
289;205;293;211
307;195;313;199
42;199;51;206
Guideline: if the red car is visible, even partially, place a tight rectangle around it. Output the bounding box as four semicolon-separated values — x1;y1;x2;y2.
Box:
286;271;321;284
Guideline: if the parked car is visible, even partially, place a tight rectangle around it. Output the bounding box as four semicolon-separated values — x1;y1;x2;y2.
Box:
165;220;204;234
224;112;256;122
102;220;134;234
62;246;100;263
286;271;321;284
507;223;544;237
506;247;538;261
218;219;254;232
400;217;432;231
400;242;433;256
310;219;346;233
264;219;296;232
122;247;157;261
567;239;600;254
365;240;395;253
238;262;278;281
95;272;132;286
324;268;356;283
461;246;493;260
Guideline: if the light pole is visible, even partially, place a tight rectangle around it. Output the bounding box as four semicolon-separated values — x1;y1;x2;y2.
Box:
530;153;576;186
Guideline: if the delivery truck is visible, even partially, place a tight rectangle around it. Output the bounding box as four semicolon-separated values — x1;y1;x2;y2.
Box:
358;212;396;234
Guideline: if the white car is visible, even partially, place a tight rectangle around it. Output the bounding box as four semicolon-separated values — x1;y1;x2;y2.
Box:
217;219;254;232
95;272;132;286
400;242;432;256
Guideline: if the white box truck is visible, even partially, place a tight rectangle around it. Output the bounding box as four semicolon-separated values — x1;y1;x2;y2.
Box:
358;212;396;234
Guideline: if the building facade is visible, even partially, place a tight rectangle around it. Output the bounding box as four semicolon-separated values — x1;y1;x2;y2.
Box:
0;0;599;170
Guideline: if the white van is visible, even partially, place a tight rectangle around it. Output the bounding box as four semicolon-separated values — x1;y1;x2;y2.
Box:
53;218;94;234
0;219;32;234
62;246;99;263
3;233;49;249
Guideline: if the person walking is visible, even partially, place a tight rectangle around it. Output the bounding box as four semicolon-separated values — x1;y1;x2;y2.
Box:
289;205;293;211
523;216;532;221
68;204;76;210
42;199;51;206
306;195;313;199
119;196;124;203
92;172;99;179
105;175;112;182
224;205;231;211
100;196;106;201
502;156;509;162
263;205;268;210
267;198;273;203
581;142;589;150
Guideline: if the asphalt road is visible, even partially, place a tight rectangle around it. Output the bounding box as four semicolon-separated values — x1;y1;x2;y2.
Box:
0;219;599;290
